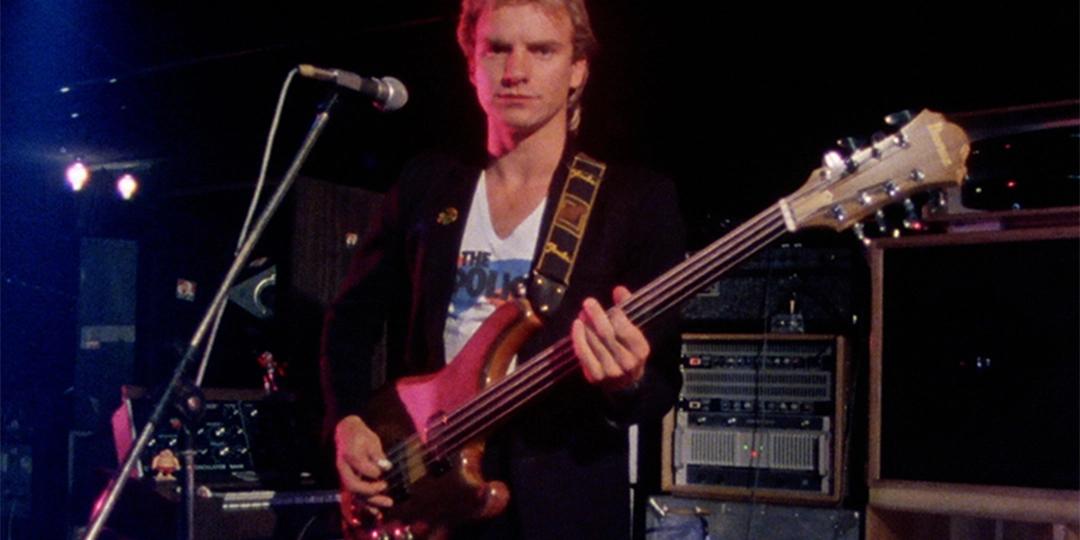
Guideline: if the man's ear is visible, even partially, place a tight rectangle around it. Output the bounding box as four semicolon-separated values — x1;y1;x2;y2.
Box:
570;58;588;91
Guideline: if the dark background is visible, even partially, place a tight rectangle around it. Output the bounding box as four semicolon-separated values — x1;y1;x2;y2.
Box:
2;1;1077;538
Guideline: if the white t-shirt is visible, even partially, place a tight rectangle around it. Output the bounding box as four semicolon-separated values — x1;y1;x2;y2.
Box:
443;172;547;364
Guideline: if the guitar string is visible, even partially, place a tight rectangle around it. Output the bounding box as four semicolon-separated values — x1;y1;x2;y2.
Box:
378;207;789;490
379;203;783;464
418;212;790;461
389;117;903;466
381;218;789;494
359;126;956;501
397;131;954;477
375;206;790;492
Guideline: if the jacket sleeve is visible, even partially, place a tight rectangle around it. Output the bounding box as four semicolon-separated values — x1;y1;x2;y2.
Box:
319;186;403;433
319;157;437;435
601;171;687;427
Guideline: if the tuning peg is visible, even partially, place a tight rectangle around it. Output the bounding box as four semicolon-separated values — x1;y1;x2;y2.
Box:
824;148;858;175
884;110;913;126
836;136;866;154
869;131;888;158
831;205;847;223
884;181;900;199
823;150;847;175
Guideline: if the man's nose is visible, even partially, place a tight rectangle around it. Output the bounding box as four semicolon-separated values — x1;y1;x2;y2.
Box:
502;48;529;85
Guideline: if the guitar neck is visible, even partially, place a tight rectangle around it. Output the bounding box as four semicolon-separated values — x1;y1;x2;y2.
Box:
427;204;789;456
621;202;789;328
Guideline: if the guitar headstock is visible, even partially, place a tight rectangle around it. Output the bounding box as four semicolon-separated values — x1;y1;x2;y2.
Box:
780;109;970;233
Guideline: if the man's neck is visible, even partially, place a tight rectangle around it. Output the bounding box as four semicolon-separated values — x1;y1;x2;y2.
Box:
485;117;568;189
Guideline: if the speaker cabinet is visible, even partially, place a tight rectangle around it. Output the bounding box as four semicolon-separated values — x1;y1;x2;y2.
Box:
867;214;1080;538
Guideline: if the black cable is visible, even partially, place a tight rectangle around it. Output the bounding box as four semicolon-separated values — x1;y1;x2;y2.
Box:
739;245;777;540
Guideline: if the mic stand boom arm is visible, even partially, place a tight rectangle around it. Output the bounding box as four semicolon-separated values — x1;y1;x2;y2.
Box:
83;93;341;540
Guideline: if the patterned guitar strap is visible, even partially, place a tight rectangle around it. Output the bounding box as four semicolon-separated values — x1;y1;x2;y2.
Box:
527;152;606;317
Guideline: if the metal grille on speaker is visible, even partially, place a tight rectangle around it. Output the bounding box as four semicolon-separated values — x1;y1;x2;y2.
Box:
682;370;831;400
678;425;826;471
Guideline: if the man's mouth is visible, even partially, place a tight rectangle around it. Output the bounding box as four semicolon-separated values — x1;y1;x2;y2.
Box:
495;93;536;100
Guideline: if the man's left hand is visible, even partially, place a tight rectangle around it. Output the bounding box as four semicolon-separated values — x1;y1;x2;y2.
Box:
571;285;650;392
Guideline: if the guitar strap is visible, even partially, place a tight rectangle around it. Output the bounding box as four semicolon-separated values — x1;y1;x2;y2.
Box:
527;152;607;318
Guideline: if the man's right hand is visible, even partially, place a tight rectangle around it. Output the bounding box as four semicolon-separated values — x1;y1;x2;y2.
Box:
335;415;394;511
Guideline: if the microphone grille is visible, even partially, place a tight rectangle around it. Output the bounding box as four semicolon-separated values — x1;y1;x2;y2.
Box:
379;77;409;112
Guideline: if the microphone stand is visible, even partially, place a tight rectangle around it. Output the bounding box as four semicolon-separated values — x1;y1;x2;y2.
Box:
82;93;341;540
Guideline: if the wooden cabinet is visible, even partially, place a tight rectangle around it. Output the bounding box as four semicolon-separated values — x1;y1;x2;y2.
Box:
866;210;1080;539
866;482;1078;540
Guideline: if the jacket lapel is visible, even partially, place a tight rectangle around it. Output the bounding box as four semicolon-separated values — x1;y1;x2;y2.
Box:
416;160;482;371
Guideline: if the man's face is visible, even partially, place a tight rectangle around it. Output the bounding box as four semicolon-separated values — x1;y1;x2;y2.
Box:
470;2;587;138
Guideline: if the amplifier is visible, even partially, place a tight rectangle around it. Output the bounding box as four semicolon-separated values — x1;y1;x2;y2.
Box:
111;386;318;489
662;334;848;504
680;242;856;333
94;484;342;540
190;488;340;540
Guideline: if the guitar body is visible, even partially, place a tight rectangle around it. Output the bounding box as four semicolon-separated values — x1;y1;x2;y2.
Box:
342;298;543;539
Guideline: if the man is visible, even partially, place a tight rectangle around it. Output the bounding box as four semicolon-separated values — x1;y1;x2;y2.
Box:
322;0;685;537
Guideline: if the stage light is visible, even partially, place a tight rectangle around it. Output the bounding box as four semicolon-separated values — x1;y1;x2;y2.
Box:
116;174;138;200
66;162;90;191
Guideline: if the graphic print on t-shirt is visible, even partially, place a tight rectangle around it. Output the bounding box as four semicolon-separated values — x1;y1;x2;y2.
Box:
449;250;530;316
443;173;546;364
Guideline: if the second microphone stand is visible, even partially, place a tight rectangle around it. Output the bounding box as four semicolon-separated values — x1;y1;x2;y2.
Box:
83;93;341;540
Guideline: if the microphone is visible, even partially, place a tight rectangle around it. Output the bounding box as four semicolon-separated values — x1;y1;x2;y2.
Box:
298;64;408;112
